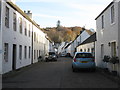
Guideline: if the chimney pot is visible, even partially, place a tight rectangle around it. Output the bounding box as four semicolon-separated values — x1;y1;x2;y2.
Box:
28;10;31;13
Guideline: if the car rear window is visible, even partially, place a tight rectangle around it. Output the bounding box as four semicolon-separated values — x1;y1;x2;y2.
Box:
49;52;55;55
75;53;93;58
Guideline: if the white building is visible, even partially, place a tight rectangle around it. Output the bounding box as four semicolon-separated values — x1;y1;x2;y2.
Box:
64;42;72;56
49;42;55;52
58;42;66;54
77;33;96;56
70;30;94;57
95;0;120;76
32;21;49;63
0;1;49;74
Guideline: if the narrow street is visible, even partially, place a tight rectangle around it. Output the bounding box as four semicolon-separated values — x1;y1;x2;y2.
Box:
2;57;119;88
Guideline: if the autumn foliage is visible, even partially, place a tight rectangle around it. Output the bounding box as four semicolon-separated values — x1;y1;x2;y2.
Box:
43;26;83;43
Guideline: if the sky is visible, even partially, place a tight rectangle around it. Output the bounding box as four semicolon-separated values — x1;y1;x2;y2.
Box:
15;0;113;30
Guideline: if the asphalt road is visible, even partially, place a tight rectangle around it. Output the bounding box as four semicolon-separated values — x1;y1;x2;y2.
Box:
2;57;119;88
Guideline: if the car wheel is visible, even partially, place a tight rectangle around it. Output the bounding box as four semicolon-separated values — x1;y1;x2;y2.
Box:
46;59;48;62
72;68;76;72
91;68;96;72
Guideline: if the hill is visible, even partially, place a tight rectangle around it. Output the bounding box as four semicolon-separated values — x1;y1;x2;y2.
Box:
42;26;88;43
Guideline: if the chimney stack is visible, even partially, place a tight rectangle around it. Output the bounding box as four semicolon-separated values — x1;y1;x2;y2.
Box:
25;10;32;19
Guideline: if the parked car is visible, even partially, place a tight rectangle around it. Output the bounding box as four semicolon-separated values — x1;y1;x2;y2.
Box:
60;53;66;57
45;52;57;62
65;53;71;57
72;52;96;72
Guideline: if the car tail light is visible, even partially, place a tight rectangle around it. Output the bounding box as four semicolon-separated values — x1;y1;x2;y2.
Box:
74;58;76;62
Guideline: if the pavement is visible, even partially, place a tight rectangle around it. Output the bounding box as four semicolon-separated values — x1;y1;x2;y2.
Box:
96;67;120;88
2;62;43;79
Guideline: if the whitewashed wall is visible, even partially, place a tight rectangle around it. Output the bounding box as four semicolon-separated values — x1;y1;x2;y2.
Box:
0;0;2;74
81;31;91;43
58;42;65;54
70;42;75;57
2;1;32;74
32;25;47;63
77;42;95;55
49;42;54;52
96;1;119;75
1;1;50;74
66;45;71;54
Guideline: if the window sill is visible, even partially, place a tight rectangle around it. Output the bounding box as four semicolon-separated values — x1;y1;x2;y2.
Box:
111;22;115;26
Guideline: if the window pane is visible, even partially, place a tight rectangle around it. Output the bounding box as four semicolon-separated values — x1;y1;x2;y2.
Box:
19;45;22;60
5;6;9;28
102;15;104;29
24;21;27;36
24;46;27;59
13;12;16;31
29;47;31;58
75;53;93;58
111;5;115;23
4;43;8;62
19;18;22;34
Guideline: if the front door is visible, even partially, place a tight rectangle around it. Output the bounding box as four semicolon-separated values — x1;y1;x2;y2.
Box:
111;42;117;57
12;44;17;70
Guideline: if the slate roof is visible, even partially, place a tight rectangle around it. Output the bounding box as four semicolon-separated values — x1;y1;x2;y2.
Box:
95;2;114;20
7;2;41;30
7;2;53;42
77;32;96;47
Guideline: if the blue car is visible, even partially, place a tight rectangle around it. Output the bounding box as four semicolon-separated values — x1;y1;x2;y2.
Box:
72;52;96;72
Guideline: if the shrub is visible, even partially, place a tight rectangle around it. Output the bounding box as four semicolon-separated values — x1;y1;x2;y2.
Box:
103;55;110;62
109;56;119;64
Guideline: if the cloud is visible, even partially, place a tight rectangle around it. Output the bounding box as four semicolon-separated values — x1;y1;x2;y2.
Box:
33;13;64;19
16;0;68;3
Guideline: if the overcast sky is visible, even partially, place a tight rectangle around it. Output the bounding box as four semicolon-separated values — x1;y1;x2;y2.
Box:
16;0;113;29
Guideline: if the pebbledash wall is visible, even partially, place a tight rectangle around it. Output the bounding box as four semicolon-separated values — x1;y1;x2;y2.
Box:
95;0;120;76
1;1;49;74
